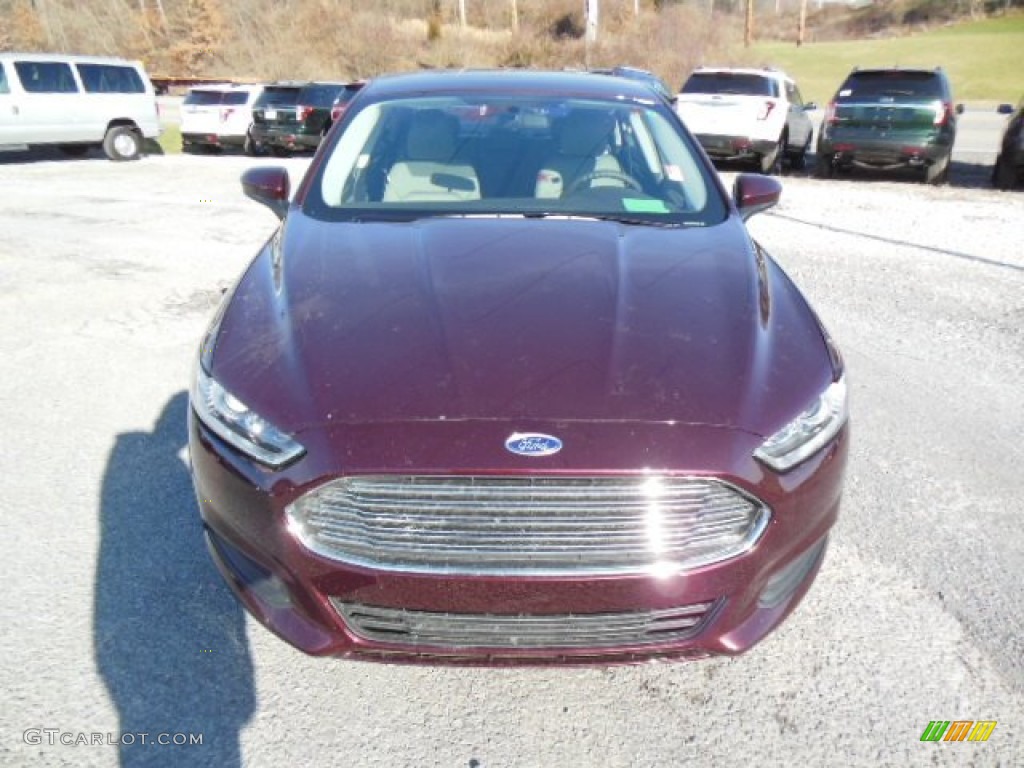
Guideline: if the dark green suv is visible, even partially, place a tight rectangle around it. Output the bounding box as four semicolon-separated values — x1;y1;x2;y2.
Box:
817;67;961;184
249;81;347;156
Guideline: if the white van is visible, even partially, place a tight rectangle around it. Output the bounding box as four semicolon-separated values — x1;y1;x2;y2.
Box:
180;83;264;154
0;53;160;161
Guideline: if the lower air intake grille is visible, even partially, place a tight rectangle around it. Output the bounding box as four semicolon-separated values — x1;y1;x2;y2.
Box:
333;601;717;650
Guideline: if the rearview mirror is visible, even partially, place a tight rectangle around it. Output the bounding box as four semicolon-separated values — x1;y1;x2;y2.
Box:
997;103;1014;115
804;102;818;111
241;167;290;220
955;103;965;115
734;174;782;222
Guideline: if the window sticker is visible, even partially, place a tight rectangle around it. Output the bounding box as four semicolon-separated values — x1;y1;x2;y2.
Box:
622;198;669;213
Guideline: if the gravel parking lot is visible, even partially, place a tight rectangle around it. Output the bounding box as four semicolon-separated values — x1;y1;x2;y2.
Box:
1;150;1021;767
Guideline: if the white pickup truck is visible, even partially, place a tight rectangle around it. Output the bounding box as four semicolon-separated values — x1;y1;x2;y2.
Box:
675;67;816;174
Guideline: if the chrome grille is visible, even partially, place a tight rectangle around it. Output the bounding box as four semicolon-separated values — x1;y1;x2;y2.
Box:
334;601;716;650
287;475;769;575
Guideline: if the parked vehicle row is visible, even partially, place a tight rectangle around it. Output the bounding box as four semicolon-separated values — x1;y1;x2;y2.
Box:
180;80;366;157
670;63;1020;189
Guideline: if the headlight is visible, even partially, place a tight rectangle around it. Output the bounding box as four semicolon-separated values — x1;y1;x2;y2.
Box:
192;364;305;468
754;376;848;472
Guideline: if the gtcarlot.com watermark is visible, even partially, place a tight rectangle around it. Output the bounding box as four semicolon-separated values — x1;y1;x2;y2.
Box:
24;728;203;747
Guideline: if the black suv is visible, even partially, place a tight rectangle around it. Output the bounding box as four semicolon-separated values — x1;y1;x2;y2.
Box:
992;97;1023;190
249;81;347;155
817;67;961;184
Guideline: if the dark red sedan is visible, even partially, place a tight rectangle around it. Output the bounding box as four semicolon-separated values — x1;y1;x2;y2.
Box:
190;70;849;665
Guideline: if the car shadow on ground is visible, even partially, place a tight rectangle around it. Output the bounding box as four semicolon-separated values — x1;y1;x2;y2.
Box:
0;146;102;165
0;142;165;164
94;391;255;767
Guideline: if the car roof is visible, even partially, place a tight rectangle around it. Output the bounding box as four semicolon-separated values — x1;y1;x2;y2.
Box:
264;81;347;88
361;69;663;103
0;52;144;67
188;83;262;92
847;67;944;75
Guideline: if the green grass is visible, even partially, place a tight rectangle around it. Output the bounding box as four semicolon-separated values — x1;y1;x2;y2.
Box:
155;124;181;155
744;12;1024;106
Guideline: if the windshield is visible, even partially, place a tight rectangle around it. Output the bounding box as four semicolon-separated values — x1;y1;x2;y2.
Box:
310;94;725;226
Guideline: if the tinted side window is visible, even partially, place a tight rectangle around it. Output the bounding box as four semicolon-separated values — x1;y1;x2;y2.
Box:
0;63;8;94
223;92;249;106
14;61;79;93
77;64;145;93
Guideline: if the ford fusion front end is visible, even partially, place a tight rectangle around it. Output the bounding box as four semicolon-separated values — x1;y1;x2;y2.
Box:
189;70;849;666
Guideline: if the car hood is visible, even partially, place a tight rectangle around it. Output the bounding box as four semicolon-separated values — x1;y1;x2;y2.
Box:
211;214;833;440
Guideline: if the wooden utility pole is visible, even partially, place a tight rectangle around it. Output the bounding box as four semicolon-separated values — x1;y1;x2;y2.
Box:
797;0;808;46
511;0;518;32
586;0;599;42
744;0;754;47
457;0;466;28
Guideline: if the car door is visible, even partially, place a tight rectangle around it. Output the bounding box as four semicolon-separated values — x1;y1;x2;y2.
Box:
10;59;82;143
0;61;20;145
785;81;813;150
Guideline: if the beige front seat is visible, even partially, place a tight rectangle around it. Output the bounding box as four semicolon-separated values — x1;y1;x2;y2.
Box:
535;111;624;199
383;110;480;202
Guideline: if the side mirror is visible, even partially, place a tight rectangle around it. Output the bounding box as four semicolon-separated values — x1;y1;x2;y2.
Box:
804;102;818;111
997;103;1014;115
241;167;290;220
955;103;965;115
734;173;782;222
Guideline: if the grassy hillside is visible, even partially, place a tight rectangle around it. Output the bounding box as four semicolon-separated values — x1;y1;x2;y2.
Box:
744;12;1024;105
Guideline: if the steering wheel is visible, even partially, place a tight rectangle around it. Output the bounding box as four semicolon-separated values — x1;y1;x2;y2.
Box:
565;170;643;195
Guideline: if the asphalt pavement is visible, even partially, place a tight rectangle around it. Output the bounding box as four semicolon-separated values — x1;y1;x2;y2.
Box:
0;140;1021;767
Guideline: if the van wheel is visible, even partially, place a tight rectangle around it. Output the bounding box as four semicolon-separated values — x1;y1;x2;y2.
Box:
58;144;90;157
102;126;142;161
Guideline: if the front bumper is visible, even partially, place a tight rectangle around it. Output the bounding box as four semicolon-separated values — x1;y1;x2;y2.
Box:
189;412;847;666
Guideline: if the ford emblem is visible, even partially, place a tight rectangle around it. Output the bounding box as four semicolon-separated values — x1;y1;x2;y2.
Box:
505;432;563;457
